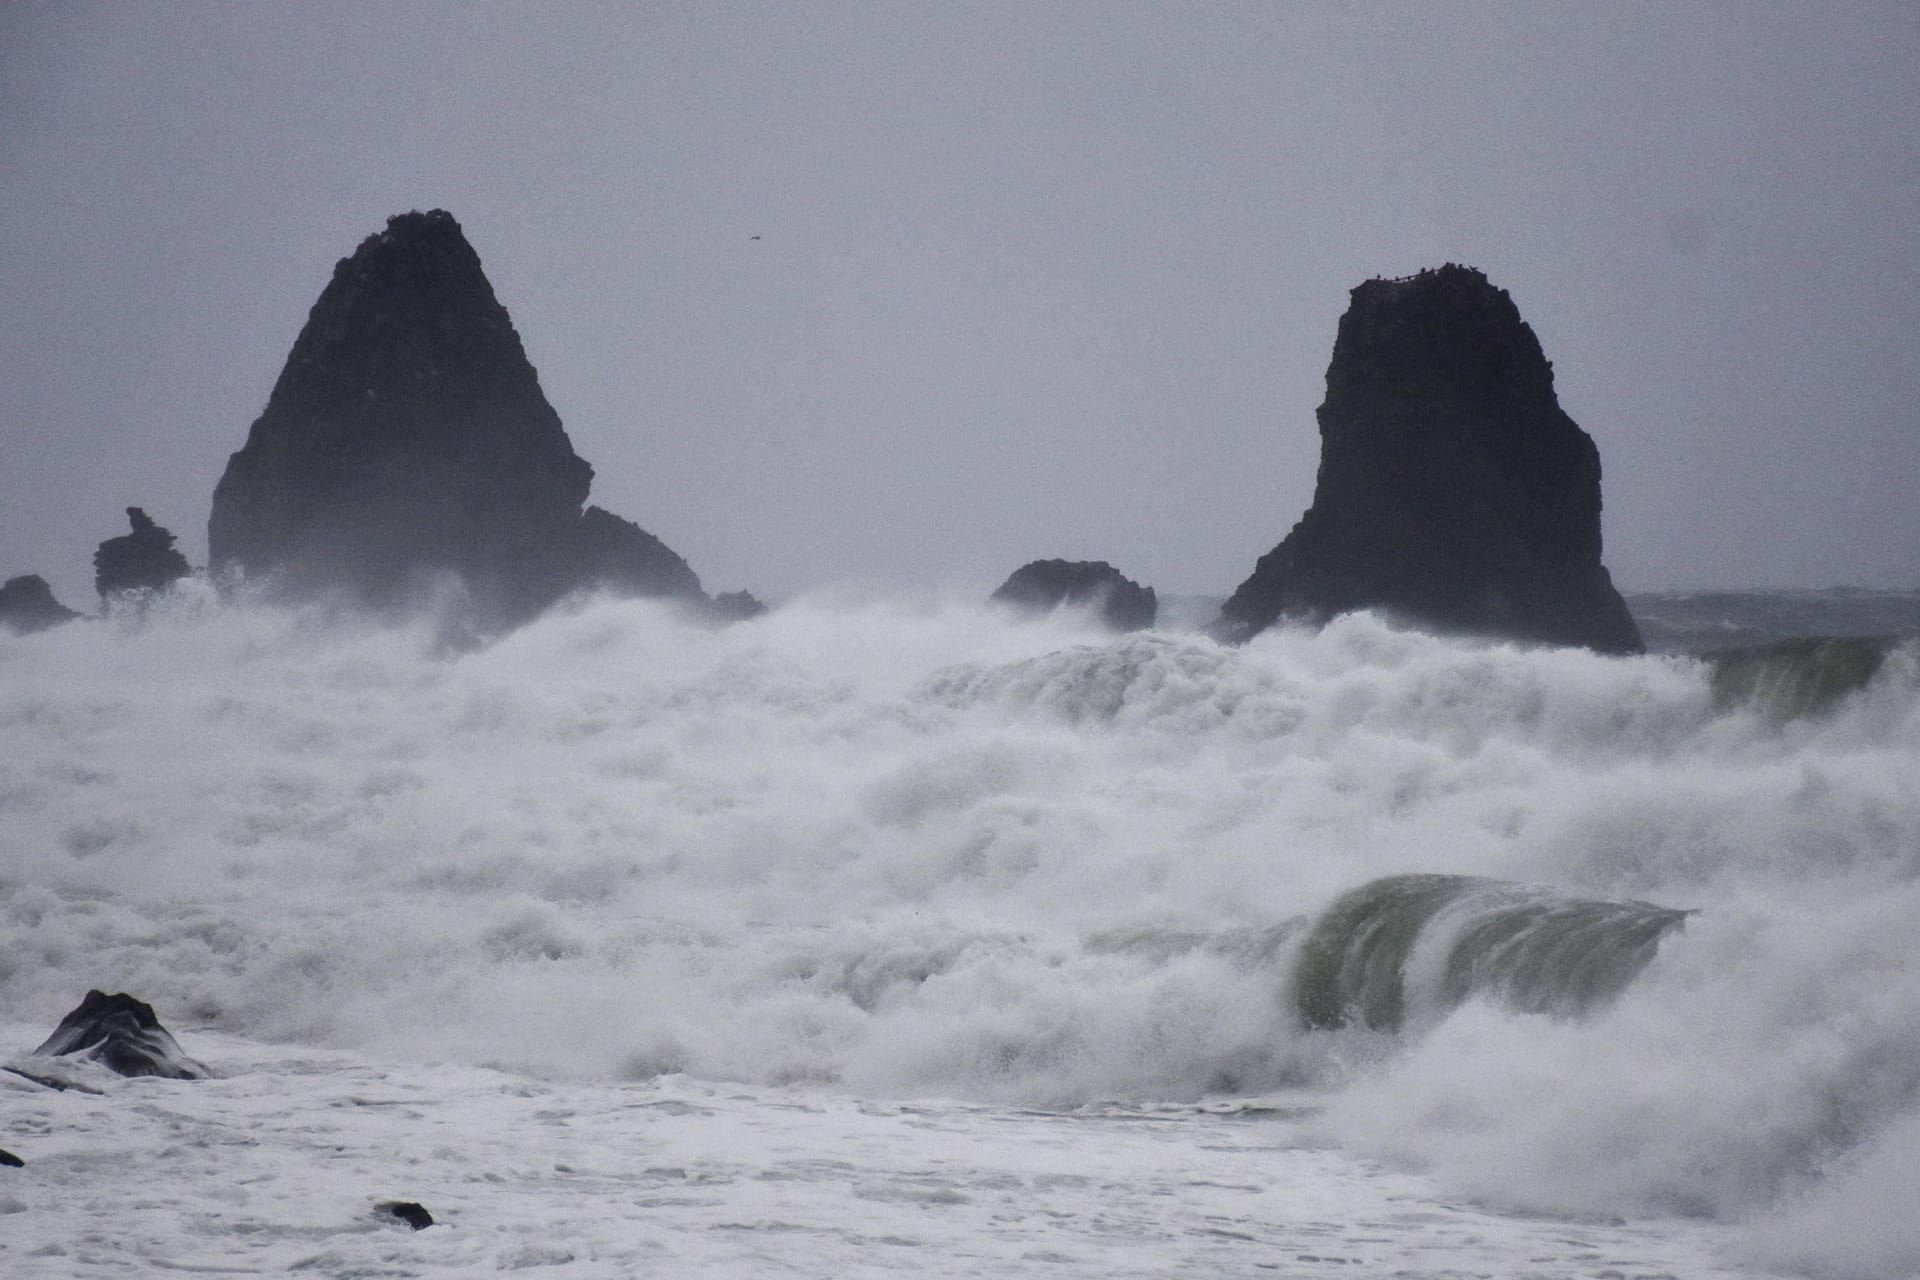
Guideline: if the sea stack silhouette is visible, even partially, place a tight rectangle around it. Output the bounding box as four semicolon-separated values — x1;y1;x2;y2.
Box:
0;575;81;635
1214;265;1642;654
991;559;1157;631
95;507;191;599
209;209;712;624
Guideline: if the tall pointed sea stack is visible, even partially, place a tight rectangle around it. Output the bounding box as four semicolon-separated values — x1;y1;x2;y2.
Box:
209;210;707;623
1214;265;1642;654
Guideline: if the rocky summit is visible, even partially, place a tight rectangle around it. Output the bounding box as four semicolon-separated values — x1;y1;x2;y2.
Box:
0;574;82;635
208;210;709;624
32;989;209;1080
94;507;190;598
1214;265;1642;654
575;504;703;603
991;559;1157;632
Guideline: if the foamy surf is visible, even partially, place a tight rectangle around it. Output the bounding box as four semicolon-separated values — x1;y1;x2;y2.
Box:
3;587;1917;1275
0;1024;1751;1279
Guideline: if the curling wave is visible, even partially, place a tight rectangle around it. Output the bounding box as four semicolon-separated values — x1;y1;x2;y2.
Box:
1701;634;1908;723
1292;874;1690;1032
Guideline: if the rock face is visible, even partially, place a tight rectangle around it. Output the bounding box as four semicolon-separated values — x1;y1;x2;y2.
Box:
378;1201;435;1230
991;560;1157;631
575;504;703;602
709;590;768;623
0;574;82;634
1214;265;1642;654
95;507;191;598
209;210;708;622
32;990;209;1080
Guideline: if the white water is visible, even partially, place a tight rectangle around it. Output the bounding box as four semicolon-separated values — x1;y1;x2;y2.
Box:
3;586;1917;1276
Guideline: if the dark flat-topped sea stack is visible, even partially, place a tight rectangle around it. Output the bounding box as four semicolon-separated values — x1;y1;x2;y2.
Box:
992;559;1157;632
33;990;209;1080
209;209;711;624
1214;265;1642;654
95;507;191;598
0;574;82;635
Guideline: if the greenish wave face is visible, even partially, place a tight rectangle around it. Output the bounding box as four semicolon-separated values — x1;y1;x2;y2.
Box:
1293;874;1691;1033
1702;636;1896;723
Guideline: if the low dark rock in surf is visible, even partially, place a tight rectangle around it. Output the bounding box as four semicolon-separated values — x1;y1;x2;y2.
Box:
378;1200;434;1230
1215;265;1642;654
0;574;82;635
33;990;209;1080
0;1148;23;1168
1292;874;1688;1032
991;559;1157;632
709;589;768;622
94;507;191;599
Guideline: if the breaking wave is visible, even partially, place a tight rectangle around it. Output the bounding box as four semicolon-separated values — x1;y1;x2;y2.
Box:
1291;873;1689;1032
1703;634;1910;722
4;588;1920;1273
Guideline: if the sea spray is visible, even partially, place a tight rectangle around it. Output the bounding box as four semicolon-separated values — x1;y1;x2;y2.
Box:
4;589;1919;1275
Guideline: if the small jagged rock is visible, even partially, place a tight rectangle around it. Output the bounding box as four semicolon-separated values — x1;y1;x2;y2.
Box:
575;504;704;601
94;507;191;598
32;990;209;1080
708;590;768;622
991;560;1157;632
1214;265;1642;654
0;574;82;635
378;1200;434;1230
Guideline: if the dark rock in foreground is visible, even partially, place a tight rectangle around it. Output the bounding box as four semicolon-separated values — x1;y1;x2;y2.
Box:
991;560;1157;632
0;574;82;635
209;210;711;625
378;1201;434;1230
0;1148;23;1168
95;507;191;599
33;990;209;1080
1214;265;1642;654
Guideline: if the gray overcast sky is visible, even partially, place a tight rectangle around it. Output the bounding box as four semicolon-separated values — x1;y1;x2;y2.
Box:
3;1;1916;607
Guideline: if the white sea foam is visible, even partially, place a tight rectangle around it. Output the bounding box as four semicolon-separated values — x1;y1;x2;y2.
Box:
3;588;1916;1274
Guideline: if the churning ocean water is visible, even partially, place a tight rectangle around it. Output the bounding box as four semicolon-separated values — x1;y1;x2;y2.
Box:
2;584;1918;1277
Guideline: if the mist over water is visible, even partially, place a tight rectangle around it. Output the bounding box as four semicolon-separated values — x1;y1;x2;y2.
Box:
4;588;1918;1274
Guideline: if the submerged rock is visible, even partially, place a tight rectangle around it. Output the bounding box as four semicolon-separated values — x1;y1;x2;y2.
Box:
1215;265;1642;654
377;1201;434;1230
209;209;710;624
32;990;209;1080
94;507;191;599
0;574;82;635
991;559;1157;632
708;589;768;622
